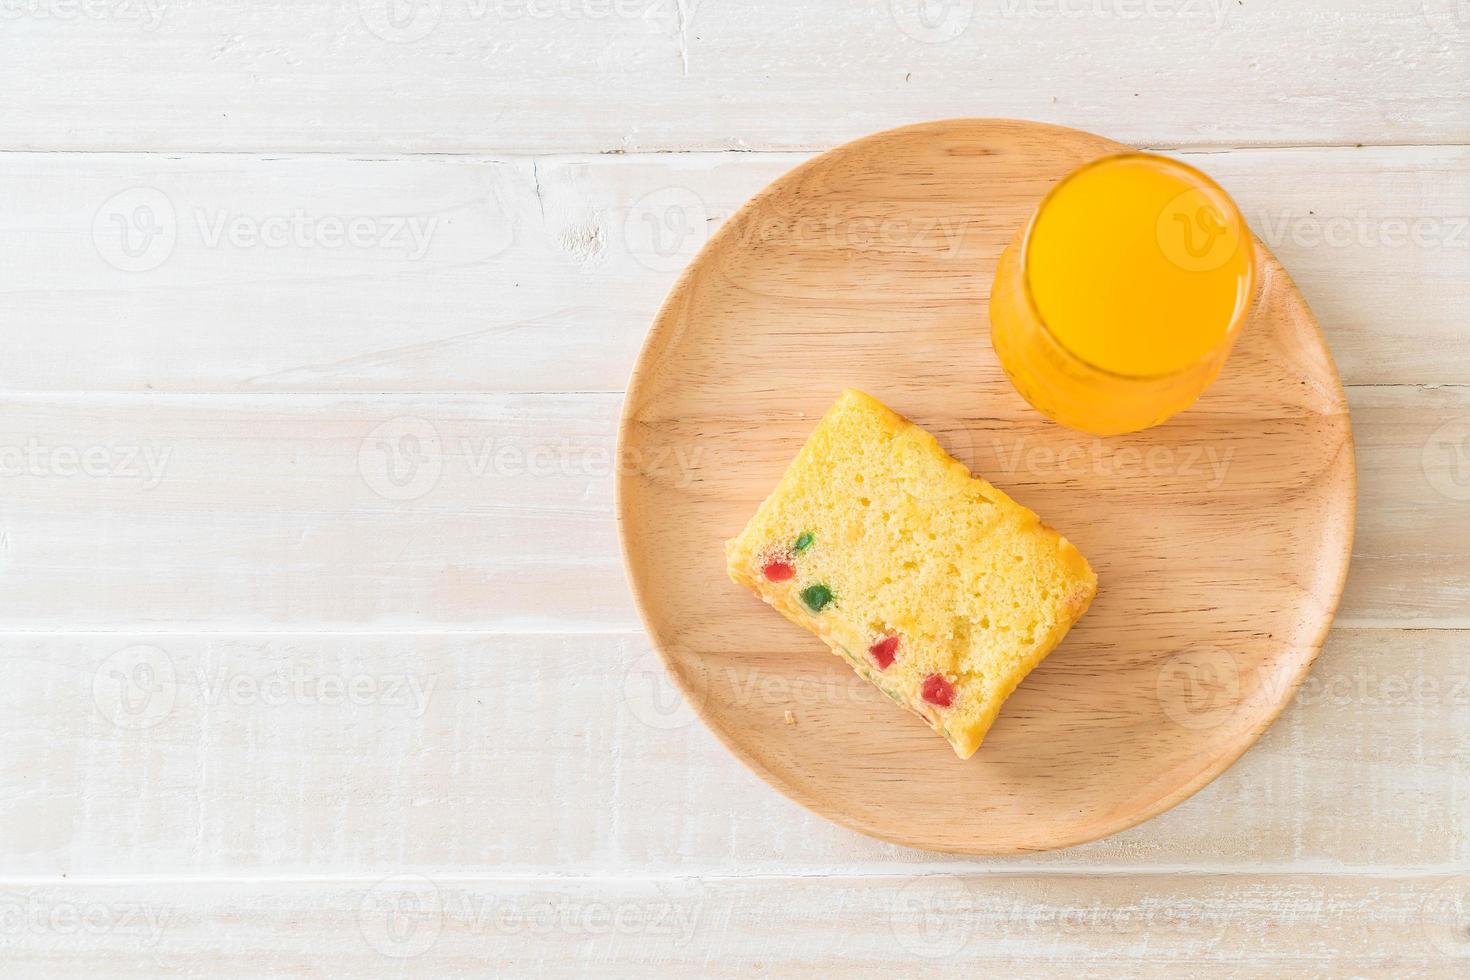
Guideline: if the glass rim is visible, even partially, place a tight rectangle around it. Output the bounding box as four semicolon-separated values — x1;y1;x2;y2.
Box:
1017;151;1258;382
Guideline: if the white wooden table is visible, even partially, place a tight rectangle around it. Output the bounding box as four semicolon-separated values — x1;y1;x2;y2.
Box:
2;1;1468;975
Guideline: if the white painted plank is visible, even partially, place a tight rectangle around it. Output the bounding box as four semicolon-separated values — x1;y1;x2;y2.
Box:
0;151;788;393
0;874;1465;976
0;1;1466;152
0;387;1461;630
2;628;1465;874
2;145;1466;392
0;3;1460;972
1224;146;1470;386
0;393;638;631
1347;384;1470;627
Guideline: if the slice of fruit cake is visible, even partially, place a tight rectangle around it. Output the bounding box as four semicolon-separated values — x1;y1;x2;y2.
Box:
725;388;1097;759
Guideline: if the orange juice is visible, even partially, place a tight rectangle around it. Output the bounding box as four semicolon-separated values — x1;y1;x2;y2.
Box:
989;154;1255;435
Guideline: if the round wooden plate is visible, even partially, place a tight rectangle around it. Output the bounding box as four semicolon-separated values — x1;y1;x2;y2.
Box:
616;119;1356;854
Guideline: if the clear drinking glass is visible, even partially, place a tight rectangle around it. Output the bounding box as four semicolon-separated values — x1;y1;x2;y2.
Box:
988;153;1257;436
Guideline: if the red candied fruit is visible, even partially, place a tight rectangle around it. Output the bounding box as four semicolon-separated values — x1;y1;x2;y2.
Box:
868;635;899;670
921;674;955;708
762;560;795;582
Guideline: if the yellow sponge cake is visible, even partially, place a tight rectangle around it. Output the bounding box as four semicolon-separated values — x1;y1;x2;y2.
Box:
725;389;1097;759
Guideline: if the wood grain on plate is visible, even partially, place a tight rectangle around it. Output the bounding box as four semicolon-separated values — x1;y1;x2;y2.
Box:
617;119;1356;854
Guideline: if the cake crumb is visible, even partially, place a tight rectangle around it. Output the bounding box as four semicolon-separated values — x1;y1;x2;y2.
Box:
783;710;796;726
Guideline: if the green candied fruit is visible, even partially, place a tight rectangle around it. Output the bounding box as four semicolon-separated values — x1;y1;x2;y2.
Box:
793;531;814;553
800;584;833;613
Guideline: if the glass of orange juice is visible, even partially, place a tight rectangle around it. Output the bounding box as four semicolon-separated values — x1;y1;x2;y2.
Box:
988;153;1256;436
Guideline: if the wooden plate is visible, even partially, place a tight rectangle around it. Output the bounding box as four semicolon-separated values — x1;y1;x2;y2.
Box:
616;119;1355;854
